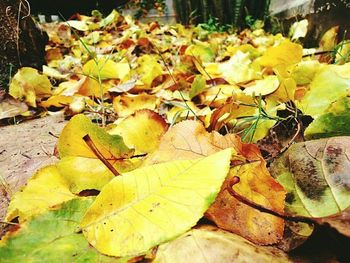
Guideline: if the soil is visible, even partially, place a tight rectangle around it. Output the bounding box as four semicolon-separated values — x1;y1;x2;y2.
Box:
0;113;66;226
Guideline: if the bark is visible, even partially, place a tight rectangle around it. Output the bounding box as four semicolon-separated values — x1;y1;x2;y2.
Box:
0;0;47;90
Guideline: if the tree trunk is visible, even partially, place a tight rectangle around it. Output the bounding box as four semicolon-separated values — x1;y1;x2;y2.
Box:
0;0;47;90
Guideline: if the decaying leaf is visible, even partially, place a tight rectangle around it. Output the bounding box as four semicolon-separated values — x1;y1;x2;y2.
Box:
0;91;28;120
305;96;350;139
207;161;286;245
0;198;126;263
5;165;75;223
270;136;350;218
153;225;291;263
81;149;232;257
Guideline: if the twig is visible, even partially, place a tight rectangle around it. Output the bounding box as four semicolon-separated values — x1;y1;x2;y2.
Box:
83;134;119;176
226;176;313;224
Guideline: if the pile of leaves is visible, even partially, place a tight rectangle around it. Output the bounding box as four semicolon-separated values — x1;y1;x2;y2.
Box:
1;10;350;262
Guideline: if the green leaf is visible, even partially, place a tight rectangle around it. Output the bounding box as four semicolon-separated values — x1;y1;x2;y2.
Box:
80;149;232;257
0;198;126;263
270;137;350;218
189;75;206;99
154;226;291;263
57;114;133;159
305;96;350;139
298;64;350;118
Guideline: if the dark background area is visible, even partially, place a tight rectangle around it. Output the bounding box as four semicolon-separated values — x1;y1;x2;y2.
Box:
29;0;129;18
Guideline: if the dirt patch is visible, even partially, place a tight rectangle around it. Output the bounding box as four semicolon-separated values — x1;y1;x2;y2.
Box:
0;114;67;225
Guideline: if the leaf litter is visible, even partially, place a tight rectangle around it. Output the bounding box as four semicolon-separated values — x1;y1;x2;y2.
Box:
1;10;350;262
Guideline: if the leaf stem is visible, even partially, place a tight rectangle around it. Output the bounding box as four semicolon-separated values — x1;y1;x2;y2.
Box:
226;176;313;224
83;134;119;176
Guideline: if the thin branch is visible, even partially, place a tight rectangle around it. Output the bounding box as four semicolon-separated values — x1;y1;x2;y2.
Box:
226;176;313;224
83;134;119;176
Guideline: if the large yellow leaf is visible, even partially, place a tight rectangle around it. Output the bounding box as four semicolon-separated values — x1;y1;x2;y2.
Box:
80;149;232;257
9;67;52;107
107;109;168;154
5;165;75;223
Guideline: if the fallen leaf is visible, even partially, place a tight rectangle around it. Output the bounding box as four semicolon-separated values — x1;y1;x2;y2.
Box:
9;67;52;107
298;63;350;118
207;161;286;245
144;120;246;165
189;75;206;99
80;149;232;257
153;225;291;263
136;55;163;88
0;198;125;263
107;109;168;154
243;75;280;96
113;93;158;117
5;165;75;223
57;114;133;159
0;92;28;120
83;57;130;80
270;136;350;218
305;96;350;139
259;40;303;68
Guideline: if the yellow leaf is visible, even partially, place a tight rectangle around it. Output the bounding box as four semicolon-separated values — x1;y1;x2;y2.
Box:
108;109;168;154
260;40;303;68
83;57;130;80
9;67;52;107
57;114;133;159
57;156;142;194
65;20;89;31
136;55;163;88
243;75;280;96
81;149;232;257
320;26;339;51
113;93;158;117
40;95;73;108
5;165;75;223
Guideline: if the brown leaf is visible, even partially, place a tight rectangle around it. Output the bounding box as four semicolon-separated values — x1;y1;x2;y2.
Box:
206;161;286;245
144;120;260;165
